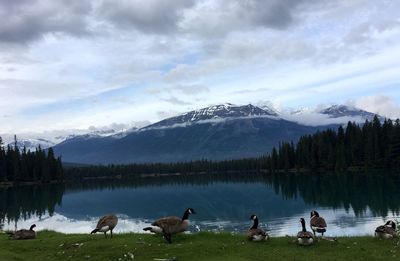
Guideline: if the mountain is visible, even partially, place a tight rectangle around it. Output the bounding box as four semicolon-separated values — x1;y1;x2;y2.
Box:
3;127;134;152
52;104;337;164
144;103;277;129
8;138;55;151
319;105;379;120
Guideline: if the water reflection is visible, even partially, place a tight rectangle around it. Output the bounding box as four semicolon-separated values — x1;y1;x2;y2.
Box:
1;173;400;236
0;184;64;223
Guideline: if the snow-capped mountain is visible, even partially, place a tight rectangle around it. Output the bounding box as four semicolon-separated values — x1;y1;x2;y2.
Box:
144;103;278;129
2;127;136;152
52;103;337;164
283;104;384;126
7;138;55;151
319;105;379;119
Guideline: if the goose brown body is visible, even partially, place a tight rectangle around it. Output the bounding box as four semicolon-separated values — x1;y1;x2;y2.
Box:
310;210;327;236
8;224;36;240
247;214;268;241
298;218;314;246
375;220;397;239
152;216;189;234
143;208;195;243
91;214;118;238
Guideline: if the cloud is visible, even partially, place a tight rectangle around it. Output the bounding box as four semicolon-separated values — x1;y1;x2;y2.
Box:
282;110;369;126
182;0;305;39
1;0;400;134
156;110;181;120
0;0;93;44
172;84;209;95
144;84;209;98
161;96;191;106
344;20;400;44
353;95;400;119
98;0;196;34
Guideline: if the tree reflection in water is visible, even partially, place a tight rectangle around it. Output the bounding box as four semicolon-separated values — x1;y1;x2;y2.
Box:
1;172;399;223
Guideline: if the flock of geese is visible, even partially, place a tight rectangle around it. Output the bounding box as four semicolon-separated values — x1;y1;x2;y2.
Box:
5;208;399;245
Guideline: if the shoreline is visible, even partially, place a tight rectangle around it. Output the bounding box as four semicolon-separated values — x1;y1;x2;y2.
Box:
2;169;398;188
1;231;399;260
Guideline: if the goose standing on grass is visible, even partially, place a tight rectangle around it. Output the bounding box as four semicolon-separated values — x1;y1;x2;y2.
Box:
143;208;195;243
247;214;268;241
7;224;36;240
310;210;327;236
375;220;397;239
90;214;118;238
297;218;314;246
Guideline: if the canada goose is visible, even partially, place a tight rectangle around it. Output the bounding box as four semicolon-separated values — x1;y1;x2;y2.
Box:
143;208;195;243
297;218;314;246
247;214;268;241
7;224;36;240
90;214;118;238
375;220;397;239
310;210;327;236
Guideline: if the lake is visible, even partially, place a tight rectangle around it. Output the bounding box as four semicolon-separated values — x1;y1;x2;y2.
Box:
1;173;399;237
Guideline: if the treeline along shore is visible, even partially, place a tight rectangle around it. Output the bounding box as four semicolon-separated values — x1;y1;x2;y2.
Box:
1;116;400;183
65;116;400;180
0;136;63;185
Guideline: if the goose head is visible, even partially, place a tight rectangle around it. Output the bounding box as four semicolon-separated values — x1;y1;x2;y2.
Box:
386;220;396;230
249;214;258;221
186;208;196;215
310;210;319;218
29;224;36;231
182;208;196;220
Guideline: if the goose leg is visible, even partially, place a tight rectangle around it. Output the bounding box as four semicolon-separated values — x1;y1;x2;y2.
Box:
104;232;107;238
166;234;172;244
110;230;113;238
163;232;172;244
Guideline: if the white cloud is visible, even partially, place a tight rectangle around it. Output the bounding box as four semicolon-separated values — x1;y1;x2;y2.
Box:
0;0;400;133
354;95;400;119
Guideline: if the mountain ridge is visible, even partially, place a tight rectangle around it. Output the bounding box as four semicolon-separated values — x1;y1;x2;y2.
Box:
3;103;384;155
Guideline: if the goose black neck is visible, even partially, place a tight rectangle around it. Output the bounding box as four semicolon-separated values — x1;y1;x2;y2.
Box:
301;221;306;232
251;218;259;229
182;211;190;220
29;225;35;231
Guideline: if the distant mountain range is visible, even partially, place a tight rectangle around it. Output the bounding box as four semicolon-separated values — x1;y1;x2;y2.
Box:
45;103;382;165
2;103;383;164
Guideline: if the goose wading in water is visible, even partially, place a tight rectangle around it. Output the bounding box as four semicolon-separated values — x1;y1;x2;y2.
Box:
7;224;36;240
90;214;118;238
143;208;196;243
297;218;314;246
247;214;269;241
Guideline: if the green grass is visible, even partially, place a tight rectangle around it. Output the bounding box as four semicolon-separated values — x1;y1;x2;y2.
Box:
1;231;399;261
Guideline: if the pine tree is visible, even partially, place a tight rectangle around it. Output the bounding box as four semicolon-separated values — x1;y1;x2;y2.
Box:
335;126;346;171
0;137;6;182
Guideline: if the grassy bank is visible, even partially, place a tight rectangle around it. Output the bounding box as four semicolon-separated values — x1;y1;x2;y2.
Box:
1;231;399;261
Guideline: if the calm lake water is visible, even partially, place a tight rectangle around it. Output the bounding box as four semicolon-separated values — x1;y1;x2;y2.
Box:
1;173;400;236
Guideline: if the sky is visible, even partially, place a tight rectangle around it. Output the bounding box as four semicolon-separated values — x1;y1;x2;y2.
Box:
1;0;400;134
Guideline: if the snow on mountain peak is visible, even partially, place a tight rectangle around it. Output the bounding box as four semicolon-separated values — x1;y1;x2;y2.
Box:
319;104;379;119
144;103;278;129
